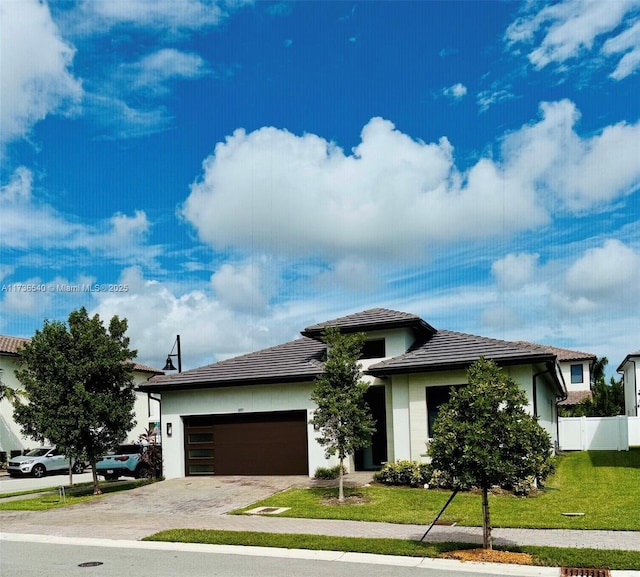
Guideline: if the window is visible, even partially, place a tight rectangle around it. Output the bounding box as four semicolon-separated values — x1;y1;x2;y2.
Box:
426;386;458;438
360;339;385;359
570;364;583;384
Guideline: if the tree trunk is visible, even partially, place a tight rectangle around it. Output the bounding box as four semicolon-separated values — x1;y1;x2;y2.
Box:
338;456;345;501
90;458;101;495
482;485;492;549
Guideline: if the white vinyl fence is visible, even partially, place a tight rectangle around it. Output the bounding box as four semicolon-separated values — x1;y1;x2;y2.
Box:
558;416;640;451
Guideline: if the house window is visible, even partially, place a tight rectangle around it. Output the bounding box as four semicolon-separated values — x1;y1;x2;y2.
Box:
570;364;583;384
360;339;385;359
426;386;458;438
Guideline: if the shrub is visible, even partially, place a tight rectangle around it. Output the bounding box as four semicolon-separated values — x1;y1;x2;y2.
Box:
314;465;345;480
374;460;432;487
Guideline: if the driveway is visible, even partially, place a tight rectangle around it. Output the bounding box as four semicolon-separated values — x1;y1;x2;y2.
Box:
0;474;374;541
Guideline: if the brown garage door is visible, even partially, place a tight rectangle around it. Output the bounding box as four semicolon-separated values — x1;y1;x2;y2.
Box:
184;411;308;476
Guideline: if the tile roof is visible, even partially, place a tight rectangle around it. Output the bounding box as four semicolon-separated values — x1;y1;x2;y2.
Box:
558;390;593;406
515;341;596;362
0;335;30;355
141;316;563;393
0;334;163;374
367;330;557;376
140;337;326;391
301;308;435;339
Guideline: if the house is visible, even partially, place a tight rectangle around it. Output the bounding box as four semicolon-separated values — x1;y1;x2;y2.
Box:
0;334;163;458
617;351;640;416
140;308;569;479
517;343;596;409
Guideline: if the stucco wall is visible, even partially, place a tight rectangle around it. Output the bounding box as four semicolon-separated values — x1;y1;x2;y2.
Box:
559;360;591;393
157;360;560;479
384;364;557;464
0;356;28;453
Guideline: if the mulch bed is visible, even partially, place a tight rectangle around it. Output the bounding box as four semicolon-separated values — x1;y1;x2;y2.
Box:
441;548;534;565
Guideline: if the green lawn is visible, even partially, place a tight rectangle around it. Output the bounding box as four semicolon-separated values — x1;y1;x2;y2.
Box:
0;479;153;510
233;450;640;531
143;529;640;570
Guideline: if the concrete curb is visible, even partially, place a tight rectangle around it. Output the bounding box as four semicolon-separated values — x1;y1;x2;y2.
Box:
0;532;559;575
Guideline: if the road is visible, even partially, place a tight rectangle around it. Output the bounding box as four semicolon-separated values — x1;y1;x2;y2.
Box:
0;537;556;577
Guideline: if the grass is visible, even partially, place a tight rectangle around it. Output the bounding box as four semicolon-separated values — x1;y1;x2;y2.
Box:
232;450;640;531
143;529;640;570
0;479;153;510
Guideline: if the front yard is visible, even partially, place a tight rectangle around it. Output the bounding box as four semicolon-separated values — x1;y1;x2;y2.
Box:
234;449;640;531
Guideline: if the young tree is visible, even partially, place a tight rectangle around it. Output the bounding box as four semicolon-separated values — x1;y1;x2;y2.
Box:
310;327;376;501
14;307;137;494
427;357;554;549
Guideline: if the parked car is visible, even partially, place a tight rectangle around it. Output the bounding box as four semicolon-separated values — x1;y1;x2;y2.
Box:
7;447;86;478
96;444;160;480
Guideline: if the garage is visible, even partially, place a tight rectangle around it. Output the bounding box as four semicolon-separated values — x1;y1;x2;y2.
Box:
184;410;309;476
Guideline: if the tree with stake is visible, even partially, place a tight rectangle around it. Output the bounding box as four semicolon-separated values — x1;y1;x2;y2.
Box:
427;357;554;549
310;327;376;501
14;307;137;494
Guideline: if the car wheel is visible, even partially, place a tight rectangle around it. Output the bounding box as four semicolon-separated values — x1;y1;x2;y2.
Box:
32;464;46;478
72;462;84;474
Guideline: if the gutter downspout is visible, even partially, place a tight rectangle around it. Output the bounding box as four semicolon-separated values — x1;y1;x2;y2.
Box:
533;361;566;453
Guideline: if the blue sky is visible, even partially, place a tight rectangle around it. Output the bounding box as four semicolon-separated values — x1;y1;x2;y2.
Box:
1;0;639;375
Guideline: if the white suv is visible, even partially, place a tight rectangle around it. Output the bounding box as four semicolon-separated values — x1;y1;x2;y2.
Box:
7;447;85;478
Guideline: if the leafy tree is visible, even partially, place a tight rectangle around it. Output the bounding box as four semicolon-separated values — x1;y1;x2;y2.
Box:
310;327;376;501
0;382;26;405
14;307;137;494
427;357;554;549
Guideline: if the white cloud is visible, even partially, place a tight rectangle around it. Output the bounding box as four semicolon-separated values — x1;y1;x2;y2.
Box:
0;0;82;152
492;253;540;290
210;260;271;314
123;49;210;94
442;83;467;100
182;117;547;262
563;239;640;304
90;266;284;369
501;100;640;211
0;167;159;265
66;0;249;37
505;0;640;79
477;89;517;112
603;19;640;80
0;167;81;249
183;104;639;266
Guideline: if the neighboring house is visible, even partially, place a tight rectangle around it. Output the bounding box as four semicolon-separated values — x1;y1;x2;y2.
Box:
517;343;596;409
0;334;163;457
140;308;568;479
617;351;640;417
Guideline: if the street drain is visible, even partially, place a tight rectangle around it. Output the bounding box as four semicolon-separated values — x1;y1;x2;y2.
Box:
78;562;104;567
561;568;610;577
